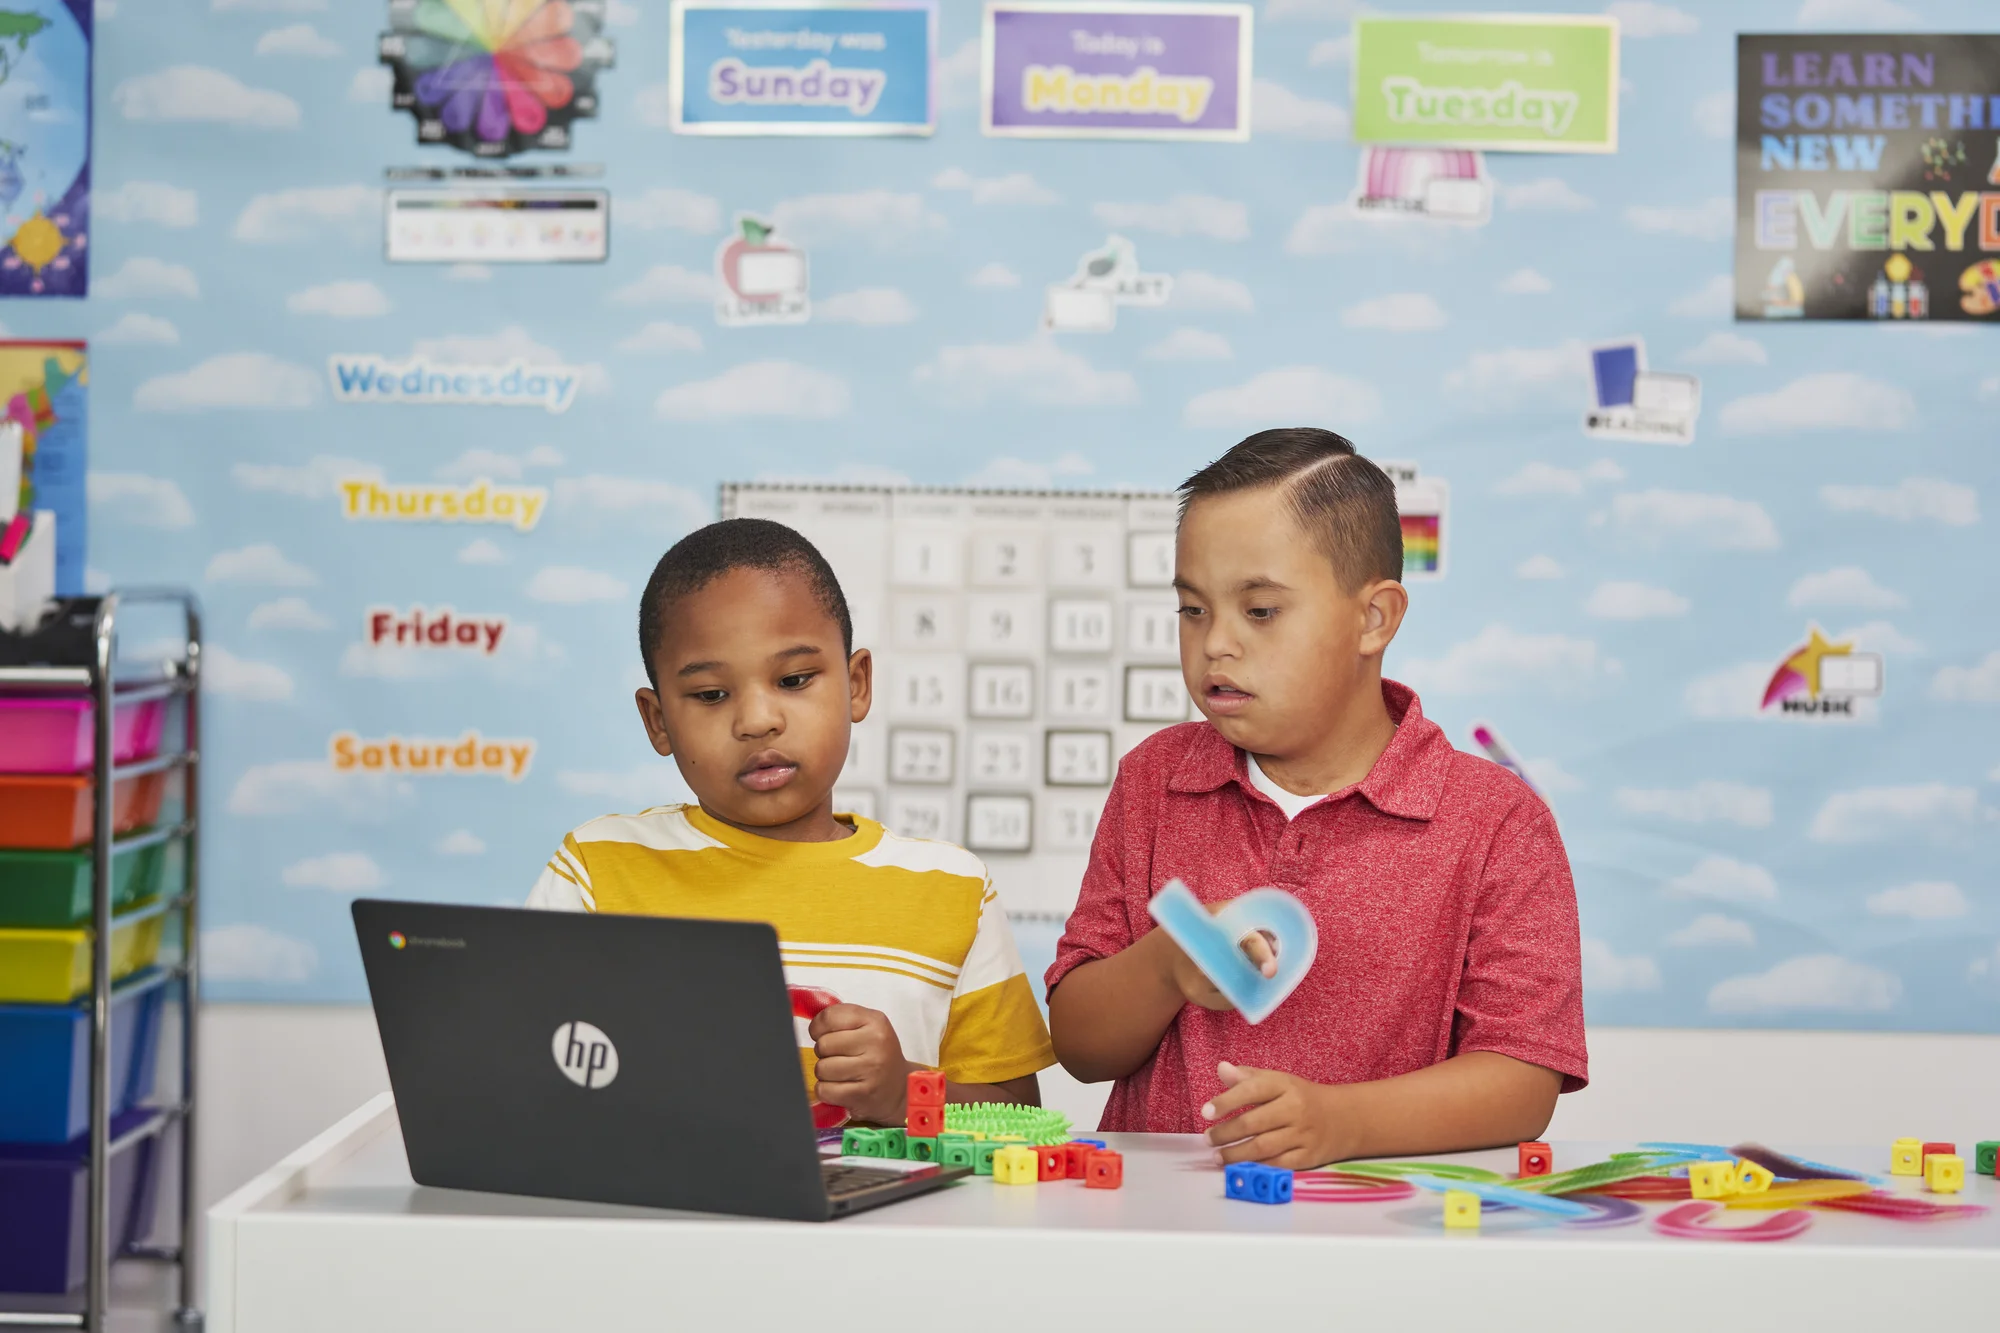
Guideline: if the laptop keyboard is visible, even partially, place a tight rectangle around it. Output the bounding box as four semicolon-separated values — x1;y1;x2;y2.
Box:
821;1161;924;1199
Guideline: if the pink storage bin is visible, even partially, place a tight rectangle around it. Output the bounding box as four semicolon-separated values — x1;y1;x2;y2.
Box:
0;695;166;775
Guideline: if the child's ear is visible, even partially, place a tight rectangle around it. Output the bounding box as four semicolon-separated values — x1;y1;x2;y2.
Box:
1358;580;1409;658
847;648;873;724
634;687;675;758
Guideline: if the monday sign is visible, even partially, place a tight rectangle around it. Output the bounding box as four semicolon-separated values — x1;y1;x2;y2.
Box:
984;2;1252;142
1352;14;1619;154
669;0;936;135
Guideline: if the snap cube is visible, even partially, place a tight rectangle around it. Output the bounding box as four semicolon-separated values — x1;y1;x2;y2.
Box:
974;1142;1002;1175
1891;1138;1924;1176
1734;1159;1775;1195
1975;1141;1999;1176
1084;1149;1123;1190
1072;1138;1106;1148
907;1105;945;1139
905;1136;938;1163
878;1128;907;1159
993;1145;1039;1185
1517;1141;1552;1177
1062;1142;1097;1177
940;1137;977;1170
1443;1190;1480;1229
1926;1154;1965;1195
1223;1163;1292;1204
1037;1146;1068;1181
1688;1162;1738;1199
1224;1164;1257;1201
907;1069;947;1108
1922;1141;1955;1168
841;1127;883;1157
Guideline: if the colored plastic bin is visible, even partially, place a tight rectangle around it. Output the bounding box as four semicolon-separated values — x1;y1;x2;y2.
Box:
0;694;165;775
0;769;168;851
0;1107;165;1294
0;838;169;928
0;970;166;1143
0;902;167;1004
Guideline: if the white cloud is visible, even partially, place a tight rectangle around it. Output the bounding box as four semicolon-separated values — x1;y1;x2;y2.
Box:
967;262;1021;290
1144;327;1233;361
1720;372;1917;434
1183;366;1381;429
113;65;300;127
233;184;380;242
1822;477;1978;525
1667;855;1778;903
1502;177;1594;212
1617;781;1774;827
247;596;329;631
1608;2;1699;35
1586;459;1628;482
914;338;1139;410
232;454;378;498
1669;274;1733;318
1444;340;1587;406
256;22;338;56
212;0;330;9
200;924;316;984
434;447;529;481
609;263;714;305
817;287;919;325
770;190;944;246
285;279;389;318
1515;554;1565;580
1683;660;1772;719
1667;914;1757;948
1585;580;1690;619
1582;938;1661;992
963;455;1094;489
655;360;851;421
135;352;320;411
756;461;913;488
1795;0;1918;28
1838;620;1923;656
1252;78;1349;138
1340;292;1446;333
226;758;410;820
1401;624;1611;695
95;257;199;300
203;646;294;700
525;566;629;604
1092;194;1249;241
1609;489;1780;550
401;325;607;395
937;37;980;110
437;829;487;856
1170;270;1255;313
1867;881;1969;921
1308;35;1352;66
458;538;505;565
1693;90;1735;138
1788;566;1904;610
618;187;722;233
557;766;693;810
444;263;490;282
89;472;195;529
1283;199;1470;258
1522;757;1583;793
1811;784;1981;842
1498;268;1551;295
1624;197;1734;241
616;320;704;354
94;181;197;227
633;81;673;127
282;852;384;892
347;66;392;102
1497;462;1591;497
1681;330;1767;365
96;312;181;345
1709;954;1901;1015
1932;652;2000;703
205;543;315;586
553;475;710;532
930;167;1062;206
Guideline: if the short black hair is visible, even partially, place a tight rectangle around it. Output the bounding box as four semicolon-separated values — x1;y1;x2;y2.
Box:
1178;427;1403;590
637;518;853;689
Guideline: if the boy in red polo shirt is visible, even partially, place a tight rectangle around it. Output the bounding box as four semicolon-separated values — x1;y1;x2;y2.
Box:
1047;428;1586;1168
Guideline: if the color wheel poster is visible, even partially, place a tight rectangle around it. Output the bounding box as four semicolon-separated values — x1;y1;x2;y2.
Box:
1737;32;2000;322
0;0;88;297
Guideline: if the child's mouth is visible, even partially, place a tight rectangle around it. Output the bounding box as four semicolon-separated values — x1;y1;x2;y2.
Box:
1205;682;1254;715
738;751;800;792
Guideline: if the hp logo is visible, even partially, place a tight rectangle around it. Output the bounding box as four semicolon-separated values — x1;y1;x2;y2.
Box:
551;1021;619;1090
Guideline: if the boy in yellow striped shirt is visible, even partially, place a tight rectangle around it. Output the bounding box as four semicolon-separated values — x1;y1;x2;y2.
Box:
528;518;1053;1124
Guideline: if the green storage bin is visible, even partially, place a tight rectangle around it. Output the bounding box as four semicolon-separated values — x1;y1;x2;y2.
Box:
0;837;168;929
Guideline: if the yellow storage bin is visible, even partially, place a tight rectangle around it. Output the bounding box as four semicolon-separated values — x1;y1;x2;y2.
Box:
0;901;166;1003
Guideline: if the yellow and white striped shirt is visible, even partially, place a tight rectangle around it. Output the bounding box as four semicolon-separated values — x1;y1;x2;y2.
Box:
527;804;1054;1088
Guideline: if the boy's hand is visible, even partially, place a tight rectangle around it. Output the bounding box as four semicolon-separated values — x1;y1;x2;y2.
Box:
1155;908;1280;1012
1201;1061;1349;1169
808;1003;916;1125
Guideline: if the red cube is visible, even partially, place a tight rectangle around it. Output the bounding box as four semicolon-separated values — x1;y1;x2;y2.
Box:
1038;1146;1068;1181
1923;1141;1956;1166
1518;1142;1552;1177
908;1104;944;1138
1061;1142;1096;1177
1084;1149;1124;1190
906;1070;947;1109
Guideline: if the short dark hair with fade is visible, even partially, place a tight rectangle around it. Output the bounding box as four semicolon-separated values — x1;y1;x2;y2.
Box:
1178;427;1404;590
637;517;853;689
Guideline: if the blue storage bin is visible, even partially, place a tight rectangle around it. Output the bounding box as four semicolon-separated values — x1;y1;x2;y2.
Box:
0;1106;165;1294
0;968;166;1143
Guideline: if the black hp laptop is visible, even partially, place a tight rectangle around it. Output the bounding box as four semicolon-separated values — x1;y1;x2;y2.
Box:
352;900;967;1221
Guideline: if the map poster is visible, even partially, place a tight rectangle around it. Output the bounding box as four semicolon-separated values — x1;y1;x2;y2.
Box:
0;1;88;297
0;341;87;593
1737;33;2000;322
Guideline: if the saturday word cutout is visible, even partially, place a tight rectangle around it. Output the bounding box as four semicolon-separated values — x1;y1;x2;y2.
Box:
329;730;535;781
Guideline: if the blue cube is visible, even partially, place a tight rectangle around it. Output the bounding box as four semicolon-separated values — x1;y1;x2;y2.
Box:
1224;1162;1294;1205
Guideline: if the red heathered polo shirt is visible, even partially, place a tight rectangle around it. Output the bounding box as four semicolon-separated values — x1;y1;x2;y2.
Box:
1047;680;1588;1135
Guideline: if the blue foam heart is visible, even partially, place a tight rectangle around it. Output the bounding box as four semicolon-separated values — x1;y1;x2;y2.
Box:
1146;878;1318;1024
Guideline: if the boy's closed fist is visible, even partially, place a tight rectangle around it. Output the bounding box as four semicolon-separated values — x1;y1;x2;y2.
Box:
808;1003;916;1125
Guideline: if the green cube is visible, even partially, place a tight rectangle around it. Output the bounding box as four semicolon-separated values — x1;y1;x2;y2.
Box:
878;1128;908;1159
1976;1141;1999;1176
974;1142;1002;1175
940;1138;977;1170
905;1136;938;1162
842;1127;883;1157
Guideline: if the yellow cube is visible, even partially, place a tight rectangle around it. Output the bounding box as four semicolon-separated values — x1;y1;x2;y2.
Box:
992;1145;1039;1185
1891;1138;1924;1176
1443;1190;1480;1229
1926;1154;1965;1195
1734;1159;1775;1195
1689;1162;1739;1199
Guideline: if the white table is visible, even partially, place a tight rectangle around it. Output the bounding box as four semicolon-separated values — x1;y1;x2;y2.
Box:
209;1093;1999;1332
